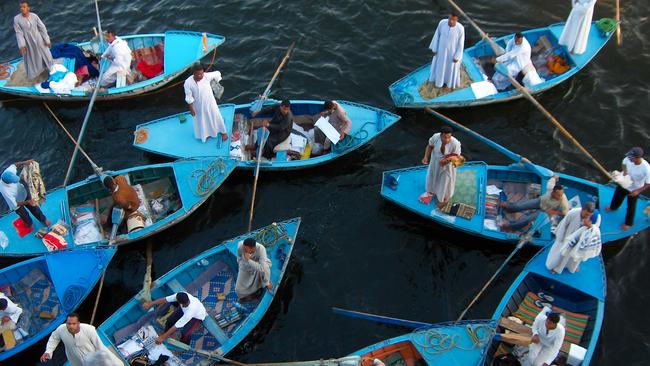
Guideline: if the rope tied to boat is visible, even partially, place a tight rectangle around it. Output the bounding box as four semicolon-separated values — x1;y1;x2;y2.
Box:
62;283;88;312
412;323;494;355
188;158;227;196
334;121;375;151
255;222;290;246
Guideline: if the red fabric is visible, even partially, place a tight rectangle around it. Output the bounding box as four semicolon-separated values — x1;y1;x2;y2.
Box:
13;218;31;237
42;233;68;251
137;60;163;78
74;65;90;83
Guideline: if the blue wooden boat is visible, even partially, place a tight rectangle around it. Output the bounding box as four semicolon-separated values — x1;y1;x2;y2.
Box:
348;320;496;365
380;112;649;246
389;22;612;108
0;157;237;257
132;99;401;171
0;247;115;361
95;218;300;365
0;31;224;101
486;246;606;365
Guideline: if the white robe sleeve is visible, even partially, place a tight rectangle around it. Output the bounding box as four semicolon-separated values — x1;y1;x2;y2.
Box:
35;14;50;46
429;22;442;52
453;25;465;61
14;17;26;49
450;137;461;155
205;71;222;83
184;79;195;105
45;325;63;355
554;211;572;243
542;325;565;365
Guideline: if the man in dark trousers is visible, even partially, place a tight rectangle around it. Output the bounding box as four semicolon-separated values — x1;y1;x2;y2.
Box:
251;99;293;159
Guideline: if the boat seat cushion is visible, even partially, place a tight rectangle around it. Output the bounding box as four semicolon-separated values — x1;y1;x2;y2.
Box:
450;168;478;207
12;267;60;337
513;291;589;345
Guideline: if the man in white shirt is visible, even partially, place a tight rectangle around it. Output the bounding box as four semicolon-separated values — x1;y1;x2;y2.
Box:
492;32;532;90
40;313;121;366
100;29;132;87
143;291;207;344
0;295;22;332
428;13;465;90
523;310;565;366
606;147;650;230
0;160;50;231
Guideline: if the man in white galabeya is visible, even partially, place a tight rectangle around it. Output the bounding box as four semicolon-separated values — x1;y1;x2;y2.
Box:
428;13;465;90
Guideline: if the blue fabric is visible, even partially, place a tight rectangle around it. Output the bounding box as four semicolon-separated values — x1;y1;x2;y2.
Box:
50;43;99;77
49;71;66;82
1;170;20;184
591;209;600;224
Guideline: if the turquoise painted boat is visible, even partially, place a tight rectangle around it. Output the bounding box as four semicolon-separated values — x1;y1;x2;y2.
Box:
132;100;401;171
486;246;606;365
0;157;237;257
95;218;300;365
380;112;649;246
0;30;224;101
389;22;612;108
349;320;496;365
0;247;115;361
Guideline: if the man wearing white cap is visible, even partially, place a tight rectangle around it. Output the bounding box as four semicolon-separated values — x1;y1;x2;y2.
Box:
0;159;50;231
606;147;650;230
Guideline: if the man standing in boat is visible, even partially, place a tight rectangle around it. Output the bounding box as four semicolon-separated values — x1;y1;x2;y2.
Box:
606;147;650;230
184;63;228;143
100;29;132;87
420;126;462;209
427;13;465;90
13;0;53;82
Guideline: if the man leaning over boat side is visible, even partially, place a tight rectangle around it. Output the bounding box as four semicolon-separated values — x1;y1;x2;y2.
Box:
235;237;272;299
0;160;51;232
13;0;53;82
100;29;133;87
419;125;461;209
184;62;228;143
143;292;207;345
606;147;650;230
102;175;140;225
40;313;122;366
545;202;602;274
427;13;465;90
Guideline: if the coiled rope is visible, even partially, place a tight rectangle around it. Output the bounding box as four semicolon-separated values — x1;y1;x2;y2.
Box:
188;158;227;196
255;222;290;247
335;121;375;151
62;284;87;312
412;324;494;355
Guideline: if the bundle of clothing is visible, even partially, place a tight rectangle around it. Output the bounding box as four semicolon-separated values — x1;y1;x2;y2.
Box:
70;203;102;245
117;324;181;366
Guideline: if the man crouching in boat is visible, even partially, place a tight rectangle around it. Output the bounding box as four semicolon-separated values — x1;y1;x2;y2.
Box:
102;175;140;229
143;292;207;345
521;310;564;366
235;238;272;300
420;126;462;209
100;29;132;87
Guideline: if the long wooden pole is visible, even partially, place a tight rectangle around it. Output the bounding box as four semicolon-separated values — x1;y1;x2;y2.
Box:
616;0;622;46
250;42;296;113
248;128;268;232
446;0;614;182
89;273;105;325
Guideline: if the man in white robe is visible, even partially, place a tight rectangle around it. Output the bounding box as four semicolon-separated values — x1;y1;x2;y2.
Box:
420;126;461;209
428;13;465;89
235;238;272;299
40;313;122;366
100;30;132;87
184;63;228;143
0;294;22;332
13;0;53;81
546;202;601;273
559;0;597;55
523;309;565;366
492;33;532;90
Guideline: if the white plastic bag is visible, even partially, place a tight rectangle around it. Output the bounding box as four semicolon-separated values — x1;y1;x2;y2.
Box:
0;231;8;250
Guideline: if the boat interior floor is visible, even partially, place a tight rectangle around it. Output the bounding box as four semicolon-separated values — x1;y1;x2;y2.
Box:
417;66;472;100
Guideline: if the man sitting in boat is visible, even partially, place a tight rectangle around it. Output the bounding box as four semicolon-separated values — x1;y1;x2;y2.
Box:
419;126;462;209
184;62;228;143
102;175;140;226
546;202;601;274
293;100;351;154
491;32;532;91
0;294;23;345
235;238;272;299
100;29;132;87
250;100;293;159
521;309;564;366
500;176;569;231
427;13;465;91
143;292;207;345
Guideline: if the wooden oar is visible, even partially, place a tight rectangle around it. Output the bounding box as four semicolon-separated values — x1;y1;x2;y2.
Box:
331;307;431;329
446;0;614;183
250;42;296;113
456;214;550;321
247;42;296;232
616;0;622;46
165;338;249;366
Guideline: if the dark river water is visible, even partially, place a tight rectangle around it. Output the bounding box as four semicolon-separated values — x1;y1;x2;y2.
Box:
0;0;648;365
